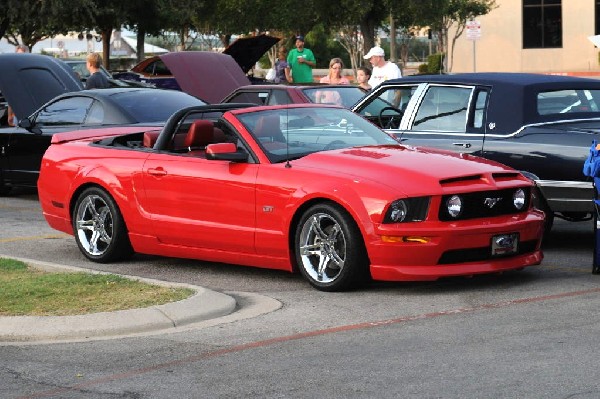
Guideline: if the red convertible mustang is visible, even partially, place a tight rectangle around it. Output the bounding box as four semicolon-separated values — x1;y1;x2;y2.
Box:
38;104;544;291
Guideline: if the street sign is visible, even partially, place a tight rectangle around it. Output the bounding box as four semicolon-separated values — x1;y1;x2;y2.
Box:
466;20;481;41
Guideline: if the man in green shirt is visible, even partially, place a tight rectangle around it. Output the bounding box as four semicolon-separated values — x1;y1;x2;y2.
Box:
287;35;316;83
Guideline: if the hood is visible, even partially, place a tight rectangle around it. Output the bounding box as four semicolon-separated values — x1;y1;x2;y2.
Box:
160;51;251;103
294;145;525;195
223;34;280;73
0;54;82;120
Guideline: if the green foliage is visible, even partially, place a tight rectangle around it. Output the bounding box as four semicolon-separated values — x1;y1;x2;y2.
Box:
2;0;95;48
0;258;27;272
0;258;193;316
305;24;351;69
0;0;496;73
423;53;444;74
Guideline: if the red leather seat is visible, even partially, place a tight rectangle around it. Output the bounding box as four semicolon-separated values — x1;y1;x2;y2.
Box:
143;131;159;148
254;114;286;143
183;120;214;156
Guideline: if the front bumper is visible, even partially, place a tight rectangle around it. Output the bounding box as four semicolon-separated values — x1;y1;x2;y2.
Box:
367;210;544;282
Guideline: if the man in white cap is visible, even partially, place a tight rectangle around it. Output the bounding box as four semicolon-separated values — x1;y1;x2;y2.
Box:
364;46;402;88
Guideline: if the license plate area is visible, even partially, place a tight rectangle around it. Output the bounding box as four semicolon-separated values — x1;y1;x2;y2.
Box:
491;233;519;257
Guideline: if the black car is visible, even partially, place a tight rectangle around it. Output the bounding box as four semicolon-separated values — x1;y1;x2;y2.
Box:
222;84;367;108
0;53;206;194
353;72;600;230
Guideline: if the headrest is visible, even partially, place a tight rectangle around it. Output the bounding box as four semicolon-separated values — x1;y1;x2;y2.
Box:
184;120;214;148
254;114;285;142
143;131;159;148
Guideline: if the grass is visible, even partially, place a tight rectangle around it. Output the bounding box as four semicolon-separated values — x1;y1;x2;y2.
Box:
0;258;194;316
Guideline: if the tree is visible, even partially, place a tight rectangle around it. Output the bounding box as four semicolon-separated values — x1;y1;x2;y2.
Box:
334;26;363;74
444;0;497;72
85;0;128;67
123;0;168;62
156;0;218;50
0;5;10;41
409;0;496;72
311;0;389;56
1;0;93;51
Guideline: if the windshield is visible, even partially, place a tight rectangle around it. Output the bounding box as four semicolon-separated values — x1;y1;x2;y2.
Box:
237;107;399;163
302;86;367;108
112;90;206;122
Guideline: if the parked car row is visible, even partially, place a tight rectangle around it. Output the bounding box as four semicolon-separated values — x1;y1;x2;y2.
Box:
3;49;600;290
0;53;208;194
37;104;544;291
0;50;366;195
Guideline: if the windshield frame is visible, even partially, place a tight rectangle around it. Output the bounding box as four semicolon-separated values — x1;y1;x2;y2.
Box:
237;106;400;163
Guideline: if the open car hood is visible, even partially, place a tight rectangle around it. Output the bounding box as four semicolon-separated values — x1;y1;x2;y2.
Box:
160;51;251;103
223;34;280;73
0;54;82;120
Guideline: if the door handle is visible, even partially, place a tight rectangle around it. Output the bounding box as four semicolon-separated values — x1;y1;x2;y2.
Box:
452;142;472;148
147;167;167;176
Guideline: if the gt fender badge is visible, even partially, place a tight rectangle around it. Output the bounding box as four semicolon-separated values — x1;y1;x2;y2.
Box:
263;205;274;213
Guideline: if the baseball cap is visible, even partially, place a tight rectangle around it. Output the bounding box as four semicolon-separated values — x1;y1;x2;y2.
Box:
295;35;305;42
364;46;385;59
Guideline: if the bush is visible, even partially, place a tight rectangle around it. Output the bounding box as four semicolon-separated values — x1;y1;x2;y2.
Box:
426;53;444;74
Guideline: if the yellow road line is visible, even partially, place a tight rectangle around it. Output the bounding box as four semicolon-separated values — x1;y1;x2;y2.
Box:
541;265;593;274
0;234;69;243
0;204;40;212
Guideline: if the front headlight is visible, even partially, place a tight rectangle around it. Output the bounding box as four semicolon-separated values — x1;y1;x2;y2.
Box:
446;195;463;218
383;197;430;224
513;188;526;210
388;200;408;222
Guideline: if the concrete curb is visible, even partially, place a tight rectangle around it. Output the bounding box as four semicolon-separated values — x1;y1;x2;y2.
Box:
0;256;240;342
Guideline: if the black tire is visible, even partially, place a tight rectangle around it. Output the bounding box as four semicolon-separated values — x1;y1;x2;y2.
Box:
72;187;133;263
537;197;555;237
294;203;370;291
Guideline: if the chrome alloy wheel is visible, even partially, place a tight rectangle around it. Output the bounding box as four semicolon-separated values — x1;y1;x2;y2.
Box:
75;194;114;256
298;212;347;284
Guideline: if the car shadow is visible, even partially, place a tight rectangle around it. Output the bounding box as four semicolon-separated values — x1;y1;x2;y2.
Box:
542;219;593;251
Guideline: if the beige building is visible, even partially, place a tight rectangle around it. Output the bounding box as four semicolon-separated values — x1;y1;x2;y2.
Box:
449;0;600;76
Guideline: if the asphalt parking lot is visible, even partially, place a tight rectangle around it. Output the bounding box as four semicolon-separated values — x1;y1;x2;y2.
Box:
1;190;600;398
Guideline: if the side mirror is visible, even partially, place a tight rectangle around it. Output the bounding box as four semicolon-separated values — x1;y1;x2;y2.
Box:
18;118;42;135
205;143;248;162
18;118;32;129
